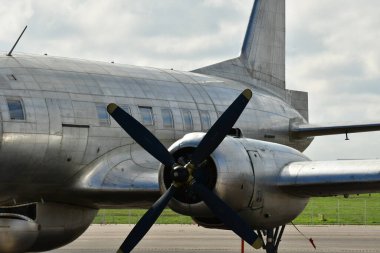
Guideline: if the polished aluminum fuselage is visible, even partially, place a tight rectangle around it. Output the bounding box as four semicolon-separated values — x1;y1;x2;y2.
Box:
0;54;309;207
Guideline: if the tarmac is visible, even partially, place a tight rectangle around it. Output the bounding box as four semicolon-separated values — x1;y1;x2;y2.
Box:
47;224;380;253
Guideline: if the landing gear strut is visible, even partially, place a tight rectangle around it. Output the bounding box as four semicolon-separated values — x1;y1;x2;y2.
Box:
256;225;286;253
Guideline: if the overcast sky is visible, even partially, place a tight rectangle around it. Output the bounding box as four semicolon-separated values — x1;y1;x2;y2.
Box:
0;0;379;161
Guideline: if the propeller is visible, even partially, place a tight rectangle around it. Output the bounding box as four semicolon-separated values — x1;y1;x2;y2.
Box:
107;89;263;253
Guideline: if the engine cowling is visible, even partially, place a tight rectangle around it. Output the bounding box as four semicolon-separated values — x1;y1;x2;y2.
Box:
0;203;97;253
160;133;255;217
159;133;310;229
0;213;38;253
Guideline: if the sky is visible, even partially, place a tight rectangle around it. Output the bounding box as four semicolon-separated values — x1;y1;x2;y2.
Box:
0;0;379;161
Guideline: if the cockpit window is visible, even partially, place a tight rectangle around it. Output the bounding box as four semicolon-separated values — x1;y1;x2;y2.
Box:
7;99;25;120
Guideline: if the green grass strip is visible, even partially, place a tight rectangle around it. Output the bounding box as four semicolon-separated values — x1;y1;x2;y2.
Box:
93;194;380;225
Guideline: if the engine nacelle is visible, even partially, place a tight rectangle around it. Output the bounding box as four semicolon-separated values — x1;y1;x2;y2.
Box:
0;203;97;253
0;213;38;253
159;133;310;229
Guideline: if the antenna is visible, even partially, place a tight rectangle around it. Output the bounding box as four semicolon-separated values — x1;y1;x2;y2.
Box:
7;25;28;57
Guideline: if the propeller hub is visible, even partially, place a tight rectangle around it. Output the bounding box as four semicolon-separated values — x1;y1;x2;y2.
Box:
171;165;189;184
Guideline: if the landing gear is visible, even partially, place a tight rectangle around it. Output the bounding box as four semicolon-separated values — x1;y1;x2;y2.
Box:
256;225;286;253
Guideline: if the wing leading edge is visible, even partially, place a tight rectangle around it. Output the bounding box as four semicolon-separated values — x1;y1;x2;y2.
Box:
278;160;380;197
290;122;380;139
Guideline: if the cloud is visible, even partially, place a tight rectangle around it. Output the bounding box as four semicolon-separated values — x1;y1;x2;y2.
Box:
0;0;250;68
0;0;379;160
286;0;380;160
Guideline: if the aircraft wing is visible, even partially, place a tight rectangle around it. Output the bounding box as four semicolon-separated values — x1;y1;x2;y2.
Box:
290;122;380;138
278;160;380;197
66;146;161;208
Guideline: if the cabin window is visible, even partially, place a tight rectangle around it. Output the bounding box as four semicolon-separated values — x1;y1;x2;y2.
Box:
161;108;174;128
181;109;193;130
96;104;110;126
7;98;25;120
139;106;154;126
200;110;211;130
120;105;131;115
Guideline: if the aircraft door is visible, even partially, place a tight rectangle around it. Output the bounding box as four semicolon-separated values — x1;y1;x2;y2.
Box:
45;98;89;165
45;98;62;135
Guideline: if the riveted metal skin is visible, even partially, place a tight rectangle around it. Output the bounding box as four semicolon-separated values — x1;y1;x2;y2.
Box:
0;53;309;209
0;53;308;252
0;0;369;251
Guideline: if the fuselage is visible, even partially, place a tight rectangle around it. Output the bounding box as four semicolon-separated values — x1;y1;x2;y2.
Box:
0;54;310;206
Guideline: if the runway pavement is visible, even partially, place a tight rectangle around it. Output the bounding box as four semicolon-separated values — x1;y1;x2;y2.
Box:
47;224;380;253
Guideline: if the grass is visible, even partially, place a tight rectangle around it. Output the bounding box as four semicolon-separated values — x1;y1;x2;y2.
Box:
94;208;193;224
294;193;380;225
93;194;380;225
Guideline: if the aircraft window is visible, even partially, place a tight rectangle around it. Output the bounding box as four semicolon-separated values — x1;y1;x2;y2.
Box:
200;111;211;130
120;105;131;115
181;109;193;130
161;108;174;128
96;104;110;126
7;99;25;120
139;106;154;126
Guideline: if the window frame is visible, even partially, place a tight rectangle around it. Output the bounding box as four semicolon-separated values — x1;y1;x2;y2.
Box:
161;108;174;129
200;110;211;131
120;104;131;115
181;109;193;131
7;98;25;121
95;103;110;126
139;106;154;126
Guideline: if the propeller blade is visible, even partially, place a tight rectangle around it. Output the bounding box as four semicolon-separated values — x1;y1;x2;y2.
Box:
108;103;176;168
191;89;252;166
191;182;262;249
118;185;176;253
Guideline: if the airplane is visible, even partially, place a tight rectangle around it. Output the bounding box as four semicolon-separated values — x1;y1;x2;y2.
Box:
1;0;380;253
